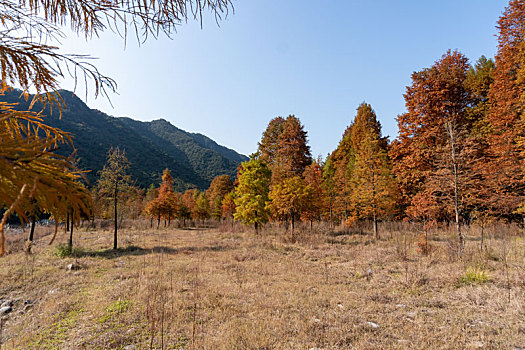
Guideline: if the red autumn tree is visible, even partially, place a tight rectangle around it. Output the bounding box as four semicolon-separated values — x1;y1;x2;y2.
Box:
486;0;525;218
144;169;179;228
258;116;286;166
390;51;481;250
274;115;312;182
258;115;312;185
182;189;198;221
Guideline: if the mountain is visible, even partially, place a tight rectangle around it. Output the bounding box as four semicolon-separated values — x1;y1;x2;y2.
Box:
2;89;248;190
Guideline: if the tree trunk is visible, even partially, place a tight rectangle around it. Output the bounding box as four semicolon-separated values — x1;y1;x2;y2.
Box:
26;215;36;254
150;217;153;228
113;185;118;250
291;210;295;240
447;122;463;252
28;215;36;243
254;210;258;234
373;214;379;240
66;212;70;232
480;225;484;252
329;199;333;229
157;214;161;229
68;213;74;251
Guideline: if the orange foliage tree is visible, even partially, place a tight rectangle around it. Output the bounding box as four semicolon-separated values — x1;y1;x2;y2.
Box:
390;51;485;250
221;191;236;222
206;175;234;220
258;115;312;185
267;176;313;236
302;160;325;227
487;0;525;218
144;169;179;228
349;103;396;239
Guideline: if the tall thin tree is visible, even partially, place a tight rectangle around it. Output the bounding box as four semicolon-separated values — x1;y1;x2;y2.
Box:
97;147;132;250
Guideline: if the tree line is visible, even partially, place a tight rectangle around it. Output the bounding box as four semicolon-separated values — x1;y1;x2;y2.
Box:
222;2;525;251
2;0;525;256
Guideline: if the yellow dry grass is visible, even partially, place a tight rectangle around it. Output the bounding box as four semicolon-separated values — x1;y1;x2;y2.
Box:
0;222;524;349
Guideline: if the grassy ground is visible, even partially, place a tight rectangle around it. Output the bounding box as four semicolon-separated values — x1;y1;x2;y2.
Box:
0;221;524;349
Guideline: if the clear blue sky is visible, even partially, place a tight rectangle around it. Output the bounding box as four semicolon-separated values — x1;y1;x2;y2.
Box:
58;0;508;158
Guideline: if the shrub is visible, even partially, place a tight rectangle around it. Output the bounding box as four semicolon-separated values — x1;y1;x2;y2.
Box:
460;267;489;285
53;244;86;258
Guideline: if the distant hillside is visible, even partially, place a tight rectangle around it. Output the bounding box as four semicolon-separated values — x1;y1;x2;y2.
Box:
1;89;248;190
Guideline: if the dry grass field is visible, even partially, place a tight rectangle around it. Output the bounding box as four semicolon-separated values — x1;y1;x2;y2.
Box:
0;221;524;349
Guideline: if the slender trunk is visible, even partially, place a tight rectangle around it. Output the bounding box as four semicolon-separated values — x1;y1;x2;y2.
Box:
291;210;295;239
26;215;36;254
373;214;378;240
447;121;463;252
254;210;258;235
28;215;36;242
168;215;171;227
68;212;74;251
329;197;333;229
343;172;348;222
66;212;70;232
150;217;153;228
480;225;484;252
113;184;118;250
157;214;161;229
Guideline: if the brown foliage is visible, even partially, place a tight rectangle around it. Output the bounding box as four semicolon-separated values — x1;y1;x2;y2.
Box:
206;175;233;220
486;0;525;215
258;115;312;184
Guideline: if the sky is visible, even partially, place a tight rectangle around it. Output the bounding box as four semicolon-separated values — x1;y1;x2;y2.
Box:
58;0;509;158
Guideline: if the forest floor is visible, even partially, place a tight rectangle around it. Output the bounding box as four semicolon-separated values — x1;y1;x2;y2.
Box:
0;221;524;349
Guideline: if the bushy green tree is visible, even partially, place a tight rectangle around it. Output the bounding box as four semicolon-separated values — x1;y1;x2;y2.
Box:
234;158;271;233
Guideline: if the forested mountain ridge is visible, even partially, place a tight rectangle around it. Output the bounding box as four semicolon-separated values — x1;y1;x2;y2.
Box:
0;89;248;190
